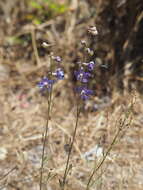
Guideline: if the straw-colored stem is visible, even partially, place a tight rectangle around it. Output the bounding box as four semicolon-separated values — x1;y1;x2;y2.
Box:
62;105;80;190
39;90;52;190
86;127;121;190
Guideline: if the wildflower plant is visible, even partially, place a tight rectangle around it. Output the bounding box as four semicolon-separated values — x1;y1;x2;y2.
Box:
61;41;96;190
38;31;107;190
38;53;64;190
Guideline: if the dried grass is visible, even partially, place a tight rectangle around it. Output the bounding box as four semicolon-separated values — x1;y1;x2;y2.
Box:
0;78;143;190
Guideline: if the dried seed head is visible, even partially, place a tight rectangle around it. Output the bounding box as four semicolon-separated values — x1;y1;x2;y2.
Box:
88;26;98;36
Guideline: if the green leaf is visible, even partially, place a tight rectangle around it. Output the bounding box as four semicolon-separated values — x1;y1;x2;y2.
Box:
6;36;24;45
29;1;42;10
33;18;42;25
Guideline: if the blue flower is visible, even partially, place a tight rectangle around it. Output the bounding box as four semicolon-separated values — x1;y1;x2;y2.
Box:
38;77;55;91
53;68;64;80
75;86;93;100
87;61;95;71
74;68;91;83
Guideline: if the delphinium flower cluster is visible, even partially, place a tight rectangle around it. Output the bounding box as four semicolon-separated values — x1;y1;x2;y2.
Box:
38;55;64;92
74;41;96;101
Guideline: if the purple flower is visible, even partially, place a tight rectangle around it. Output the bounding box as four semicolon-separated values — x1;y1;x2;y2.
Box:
38;77;55;91
53;68;64;80
76;86;93;100
53;56;62;62
87;61;95;71
74;68;91;83
56;56;62;62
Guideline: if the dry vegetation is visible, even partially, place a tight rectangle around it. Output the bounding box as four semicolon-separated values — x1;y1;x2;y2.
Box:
0;0;143;190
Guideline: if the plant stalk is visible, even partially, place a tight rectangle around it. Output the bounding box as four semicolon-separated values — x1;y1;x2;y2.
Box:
62;105;80;190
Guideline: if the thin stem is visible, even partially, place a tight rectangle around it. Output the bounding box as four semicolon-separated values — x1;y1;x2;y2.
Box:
62;105;80;190
0;166;17;181
39;89;52;190
86;125;123;190
87;102;133;189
